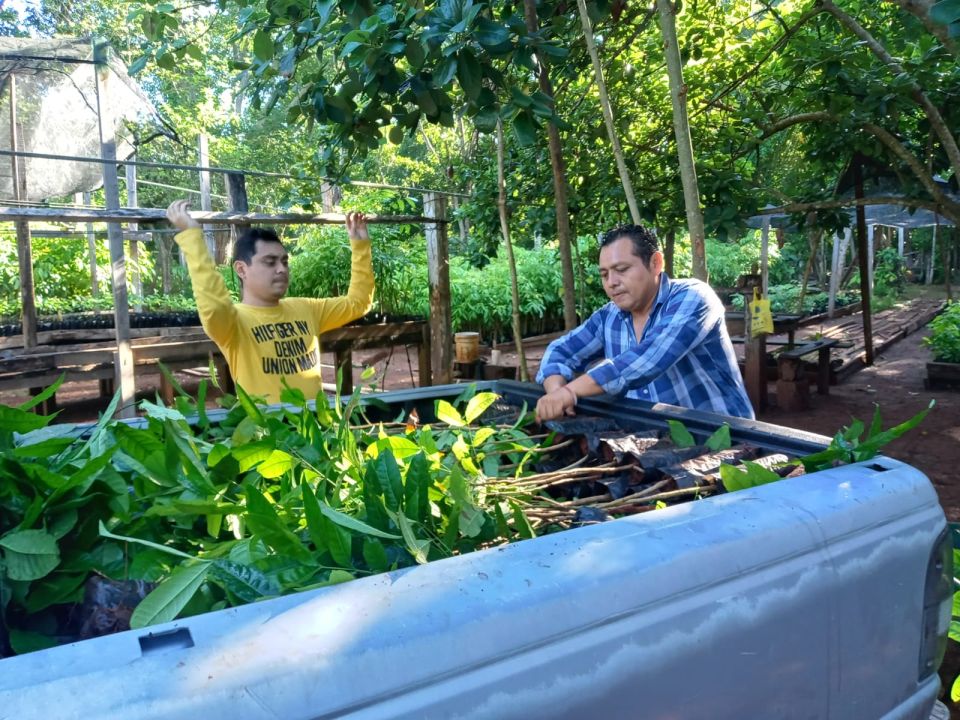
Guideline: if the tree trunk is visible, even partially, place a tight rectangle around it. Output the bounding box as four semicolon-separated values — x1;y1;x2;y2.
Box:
575;0;641;224
663;228;676;276
496;119;529;381
656;0;708;281
523;0;578;330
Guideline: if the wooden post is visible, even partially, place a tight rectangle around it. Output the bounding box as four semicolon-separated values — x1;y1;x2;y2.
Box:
424;193;452;384
197;133;216;256
897;227;905;256
853;161;874;366
8;74;37;350
742;289;766;413
125;159;143;310
78;192;100;297
156;230;172;295
226;172;249;263
928;223;938;285
828;230;841;318
94;41;136;418
418;322;432;388
867;225;875;294
760;217;770;294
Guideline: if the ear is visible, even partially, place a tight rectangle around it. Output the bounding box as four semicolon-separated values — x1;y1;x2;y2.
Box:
233;260;247;279
650;250;665;274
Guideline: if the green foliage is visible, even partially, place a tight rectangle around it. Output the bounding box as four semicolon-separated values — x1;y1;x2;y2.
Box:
799;401;935;472
925;302;960;363
0;381;546;648
730;283;860;316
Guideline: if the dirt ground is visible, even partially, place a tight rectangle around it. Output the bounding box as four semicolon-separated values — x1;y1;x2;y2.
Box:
757;325;960;520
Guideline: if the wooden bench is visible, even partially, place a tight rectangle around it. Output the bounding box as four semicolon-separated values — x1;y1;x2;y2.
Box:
775;338;839;411
777;338;840;394
0;334;232;411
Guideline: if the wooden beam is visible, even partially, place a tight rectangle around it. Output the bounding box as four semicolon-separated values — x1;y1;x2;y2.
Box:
853;160;874;366
424;193;452;384
197;133;216;256
226;172;249;262
125;159;143;309
9;73;37;350
80;191;100;297
94;40;136;418
0;206;441;226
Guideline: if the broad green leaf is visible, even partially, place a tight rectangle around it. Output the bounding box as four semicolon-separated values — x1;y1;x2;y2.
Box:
493;503;511;540
0;529;60;581
475;17;509;48
362;538;389;573
434;56;457;87
16;375;64;412
319;501;400;540
245;487;312;561
719;461;781;493
472;426;497;448
234;384;265;423
856;400;934;459
386;508;430;564
436;399;464;427
253;29;275;61
404;37;425;68
8;628;58;654
258;449;295;478
207;443;230;467
371;451;403;511
304;484;352;566
99;521;199;561
511;109;538;147
210;560;279;603
130;561;211;629
464;392;498;424
705;424;731;451
326;569;355;585
47;509;77;540
403;452;431;523
510;500;535;539
233;441;276;472
366;435;420;460
459;504;486;538
23;571;86;613
667;420;697;448
445;464;467;505
140;400;186;421
456;48;482;100
0;405;53;433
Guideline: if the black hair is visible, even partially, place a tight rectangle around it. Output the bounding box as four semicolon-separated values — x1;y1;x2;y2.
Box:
233;228;286;264
599;224;659;267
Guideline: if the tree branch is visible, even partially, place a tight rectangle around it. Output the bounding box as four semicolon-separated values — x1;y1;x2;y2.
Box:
820;0;960;184
884;0;960;57
695;5;821;117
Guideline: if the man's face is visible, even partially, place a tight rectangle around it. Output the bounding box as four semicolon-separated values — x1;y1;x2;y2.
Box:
598;236;663;315
235;239;289;305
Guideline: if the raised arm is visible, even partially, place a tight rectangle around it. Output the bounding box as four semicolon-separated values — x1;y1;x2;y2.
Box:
314;211;375;332
166;200;239;347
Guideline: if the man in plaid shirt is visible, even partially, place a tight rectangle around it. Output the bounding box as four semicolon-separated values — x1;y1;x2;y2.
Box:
535;224;754;422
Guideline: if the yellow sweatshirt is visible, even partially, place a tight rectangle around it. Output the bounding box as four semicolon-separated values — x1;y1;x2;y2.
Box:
174;227;374;403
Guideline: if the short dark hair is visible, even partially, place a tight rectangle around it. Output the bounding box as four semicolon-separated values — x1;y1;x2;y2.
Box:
600;224;659;266
233;228;285;264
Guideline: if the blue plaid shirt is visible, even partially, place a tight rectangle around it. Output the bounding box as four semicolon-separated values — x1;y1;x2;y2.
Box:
537;273;754;419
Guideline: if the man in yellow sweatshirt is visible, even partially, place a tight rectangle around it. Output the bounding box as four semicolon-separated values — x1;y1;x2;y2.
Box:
166;200;374;403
